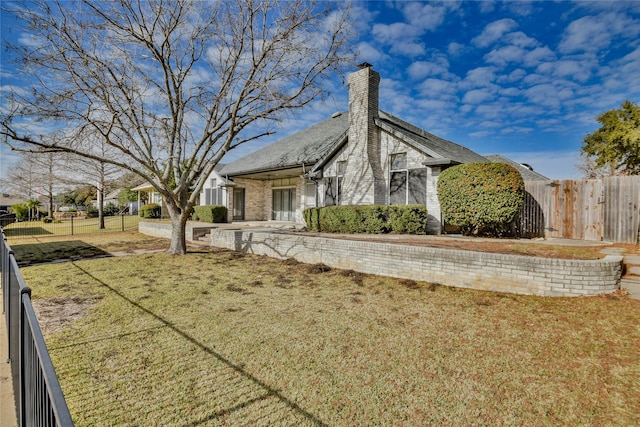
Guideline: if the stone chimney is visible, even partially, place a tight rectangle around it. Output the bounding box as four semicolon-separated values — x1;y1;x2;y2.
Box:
343;63;385;204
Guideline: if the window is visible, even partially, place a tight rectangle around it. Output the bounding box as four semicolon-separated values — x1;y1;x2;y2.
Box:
389;153;427;205
205;187;226;205
272;177;296;187
323;160;346;206
391;153;407;170
209;178;217;188
390;153;408;205
324;177;336;206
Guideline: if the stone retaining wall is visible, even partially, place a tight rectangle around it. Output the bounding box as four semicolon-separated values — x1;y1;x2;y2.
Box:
139;222;623;297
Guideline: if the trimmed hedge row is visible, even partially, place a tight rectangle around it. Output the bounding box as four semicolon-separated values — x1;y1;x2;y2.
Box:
192;205;227;223
139;203;161;219
303;204;428;234
437;162;525;236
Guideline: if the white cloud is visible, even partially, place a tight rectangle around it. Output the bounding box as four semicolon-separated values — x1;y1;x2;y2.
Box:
470;130;492;138
484;45;527;66
418;78;458;98
393;42;426;58
523;46;555;67
472;18;518;48
407;56;450;80
372;22;422;45
524;83;574;107
447;42;466;57
354;42;389;65
401;3;447;31
500;126;534;135
462;89;495;104
462;67;497;89
502;31;538;48
559;12;640;54
478;1;496;14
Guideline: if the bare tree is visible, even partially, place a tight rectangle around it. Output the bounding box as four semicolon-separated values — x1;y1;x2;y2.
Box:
3;151;64;217
1;0;353;254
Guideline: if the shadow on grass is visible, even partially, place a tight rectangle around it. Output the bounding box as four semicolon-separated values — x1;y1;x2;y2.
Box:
3;226;54;237
12;240;112;266
69;262;327;426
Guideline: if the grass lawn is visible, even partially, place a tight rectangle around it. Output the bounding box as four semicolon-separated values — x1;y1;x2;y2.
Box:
13;233;640;426
2;214;142;238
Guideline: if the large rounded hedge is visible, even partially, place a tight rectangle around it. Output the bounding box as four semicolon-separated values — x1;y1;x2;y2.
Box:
437;162;525;236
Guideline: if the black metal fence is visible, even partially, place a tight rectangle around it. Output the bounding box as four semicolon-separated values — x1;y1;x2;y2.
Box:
1;214;140;238
2;230;74;426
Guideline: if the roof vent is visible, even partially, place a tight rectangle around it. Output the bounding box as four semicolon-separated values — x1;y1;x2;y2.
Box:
520;163;534;171
331;112;342;118
358;62;373;69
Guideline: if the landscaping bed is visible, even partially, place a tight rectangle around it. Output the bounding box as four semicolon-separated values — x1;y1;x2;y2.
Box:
11;233;640;426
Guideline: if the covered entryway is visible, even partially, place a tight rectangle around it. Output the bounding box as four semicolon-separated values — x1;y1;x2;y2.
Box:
272;188;296;221
233;188;245;220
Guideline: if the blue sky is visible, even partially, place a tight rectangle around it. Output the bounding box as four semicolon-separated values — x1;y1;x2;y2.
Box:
315;0;640;179
2;1;640;181
234;0;640;180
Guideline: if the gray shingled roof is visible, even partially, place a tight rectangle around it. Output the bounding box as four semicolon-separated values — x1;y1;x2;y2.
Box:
377;111;489;164
220;110;488;177
219;113;349;176
485;154;550;181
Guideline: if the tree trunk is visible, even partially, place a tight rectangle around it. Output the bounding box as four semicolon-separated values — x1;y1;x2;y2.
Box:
166;202;189;255
98;186;105;229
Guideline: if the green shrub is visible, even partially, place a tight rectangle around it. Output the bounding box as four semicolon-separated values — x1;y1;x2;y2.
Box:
42;217;54;223
303;204;428;234
193;205;227;223
11;203;29;221
139;203;161;219
388;205;429;234
86;206;98;218
437;162;525;236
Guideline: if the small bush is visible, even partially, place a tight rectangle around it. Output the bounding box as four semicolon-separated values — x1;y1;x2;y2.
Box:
303;204;428;234
11;203;29;221
193;205;227;223
388;205;430;234
139;203;161;219
42;217;54;223
437;162;525;236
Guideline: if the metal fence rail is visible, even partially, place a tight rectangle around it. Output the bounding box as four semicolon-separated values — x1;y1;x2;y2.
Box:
2;214;139;238
1;230;74;427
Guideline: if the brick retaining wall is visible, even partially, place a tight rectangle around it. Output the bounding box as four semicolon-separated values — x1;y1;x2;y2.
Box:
139;222;623;297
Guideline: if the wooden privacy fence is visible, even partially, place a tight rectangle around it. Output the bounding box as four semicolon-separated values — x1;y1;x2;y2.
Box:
519;176;640;244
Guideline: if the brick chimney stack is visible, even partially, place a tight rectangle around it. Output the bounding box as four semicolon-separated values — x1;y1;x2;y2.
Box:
344;64;385;204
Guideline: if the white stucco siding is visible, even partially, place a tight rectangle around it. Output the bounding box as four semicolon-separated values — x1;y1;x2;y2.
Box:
380;131;429;172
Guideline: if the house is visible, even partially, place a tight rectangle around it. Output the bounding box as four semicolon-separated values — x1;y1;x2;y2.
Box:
198;164;230;207
201;65;545;233
485;154;549;181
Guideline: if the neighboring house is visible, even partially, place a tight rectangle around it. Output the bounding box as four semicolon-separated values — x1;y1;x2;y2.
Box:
485;154;549;181
208;64;492;233
0;194;24;212
131;182;165;217
199;164;231;207
92;189;122;209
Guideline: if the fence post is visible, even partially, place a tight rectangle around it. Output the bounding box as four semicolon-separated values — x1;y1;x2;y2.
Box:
19;286;31;427
71;216;74;236
5;249;14;364
121;213;125;232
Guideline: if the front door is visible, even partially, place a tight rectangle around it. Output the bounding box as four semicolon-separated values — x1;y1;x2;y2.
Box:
272;188;296;221
233;188;245;220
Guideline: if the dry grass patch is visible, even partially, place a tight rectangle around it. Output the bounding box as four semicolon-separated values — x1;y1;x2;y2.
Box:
8;231;169;265
17;241;640;426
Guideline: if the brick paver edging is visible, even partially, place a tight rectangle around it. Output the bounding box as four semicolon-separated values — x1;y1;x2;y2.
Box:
139;222;624;297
